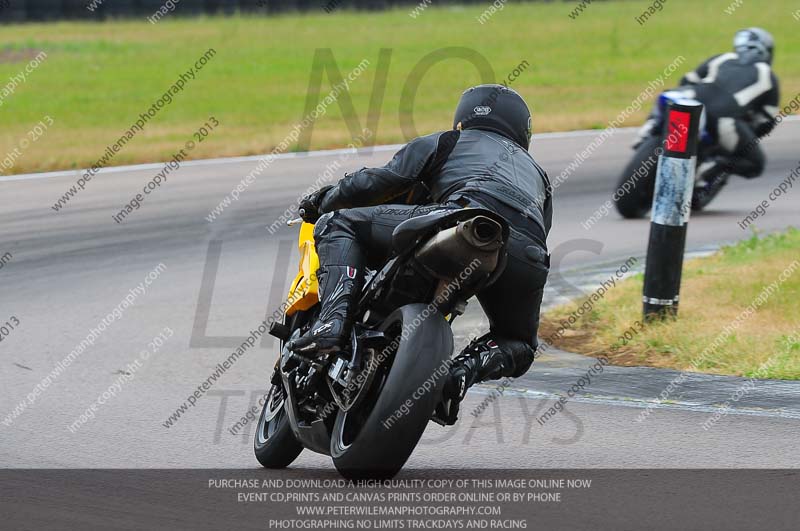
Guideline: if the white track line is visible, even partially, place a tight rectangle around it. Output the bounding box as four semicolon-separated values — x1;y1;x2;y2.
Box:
2;117;796;184
470;385;800;420
0;127;641;183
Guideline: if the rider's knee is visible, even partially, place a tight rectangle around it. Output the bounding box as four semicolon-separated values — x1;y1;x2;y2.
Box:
744;152;766;178
735;152;765;179
494;337;536;378
313;212;335;240
509;346;535;378
315;208;372;241
741;166;764;179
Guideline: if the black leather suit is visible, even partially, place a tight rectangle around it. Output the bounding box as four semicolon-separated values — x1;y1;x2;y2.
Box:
314;128;552;378
643;52;780;178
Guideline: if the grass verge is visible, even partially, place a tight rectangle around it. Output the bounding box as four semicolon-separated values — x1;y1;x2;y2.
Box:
539;229;800;380
1;0;799;173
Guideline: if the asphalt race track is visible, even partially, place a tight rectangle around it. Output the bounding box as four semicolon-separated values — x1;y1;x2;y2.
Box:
1;122;799;471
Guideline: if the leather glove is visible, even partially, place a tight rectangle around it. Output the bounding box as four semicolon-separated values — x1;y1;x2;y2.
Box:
298;185;334;223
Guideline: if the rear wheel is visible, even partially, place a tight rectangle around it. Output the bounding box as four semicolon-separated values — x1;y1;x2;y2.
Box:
614;136;661;219
330;304;454;479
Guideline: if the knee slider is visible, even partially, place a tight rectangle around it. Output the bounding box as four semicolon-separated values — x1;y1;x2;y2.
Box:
508;343;536;378
746;154;766;178
736;154;765;179
491;337;536;379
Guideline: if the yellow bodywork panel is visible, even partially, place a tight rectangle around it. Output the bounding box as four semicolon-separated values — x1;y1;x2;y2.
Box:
285;222;320;316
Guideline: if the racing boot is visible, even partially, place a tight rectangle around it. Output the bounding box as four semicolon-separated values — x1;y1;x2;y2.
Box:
287;264;363;355
432;336;510;426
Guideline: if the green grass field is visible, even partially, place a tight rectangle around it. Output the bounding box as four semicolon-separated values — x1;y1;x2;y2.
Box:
1;0;799;173
539;229;800;379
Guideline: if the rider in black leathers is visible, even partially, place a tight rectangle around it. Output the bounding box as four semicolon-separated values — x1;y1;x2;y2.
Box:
287;85;552;424
637;27;779;189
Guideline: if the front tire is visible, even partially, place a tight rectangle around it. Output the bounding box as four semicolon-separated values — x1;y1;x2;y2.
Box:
254;384;303;469
330;304;454;479
691;164;728;212
614;136;661;219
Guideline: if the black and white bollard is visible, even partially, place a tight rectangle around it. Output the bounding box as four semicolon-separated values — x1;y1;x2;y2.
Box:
643;99;704;320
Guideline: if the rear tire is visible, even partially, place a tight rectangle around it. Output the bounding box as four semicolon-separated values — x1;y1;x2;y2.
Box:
330;304;454;479
614;136;661;219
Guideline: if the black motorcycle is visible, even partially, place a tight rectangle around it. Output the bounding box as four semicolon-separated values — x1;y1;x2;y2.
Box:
255;208;508;478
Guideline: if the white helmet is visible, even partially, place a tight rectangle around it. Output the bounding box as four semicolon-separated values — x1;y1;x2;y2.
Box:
734;27;775;64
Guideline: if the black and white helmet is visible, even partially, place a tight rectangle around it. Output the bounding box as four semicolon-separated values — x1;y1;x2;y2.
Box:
453;84;532;148
734;27;775;65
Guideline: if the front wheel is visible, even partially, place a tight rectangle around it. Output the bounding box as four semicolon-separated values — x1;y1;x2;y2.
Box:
691;165;729;212
330;304;454;479
614;136;661;219
254;383;303;469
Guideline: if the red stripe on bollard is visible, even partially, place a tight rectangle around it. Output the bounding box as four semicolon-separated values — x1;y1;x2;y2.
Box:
665;110;691;153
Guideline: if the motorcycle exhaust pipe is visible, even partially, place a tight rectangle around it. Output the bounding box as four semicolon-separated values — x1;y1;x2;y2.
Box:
414;216;505;280
457;216;504;251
